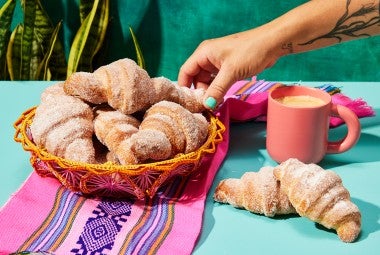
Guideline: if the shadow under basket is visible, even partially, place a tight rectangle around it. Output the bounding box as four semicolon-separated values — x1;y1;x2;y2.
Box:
14;107;225;200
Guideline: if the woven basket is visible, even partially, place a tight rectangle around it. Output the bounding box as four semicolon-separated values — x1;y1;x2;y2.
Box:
14;107;225;199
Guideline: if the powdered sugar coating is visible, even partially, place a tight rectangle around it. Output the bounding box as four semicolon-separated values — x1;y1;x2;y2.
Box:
151;76;206;113
127;129;172;162
90;97;208;165
214;166;296;217
140;113;186;154
32;59;211;165
145;101;208;153
64;72;107;104
31;83;96;163
93;107;140;162
273;158;361;242
98;58;155;114
64;58;155;114
177;86;205;113
151;77;178;102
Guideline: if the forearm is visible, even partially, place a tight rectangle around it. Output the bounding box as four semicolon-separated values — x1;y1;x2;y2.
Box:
259;0;380;57
178;0;379;107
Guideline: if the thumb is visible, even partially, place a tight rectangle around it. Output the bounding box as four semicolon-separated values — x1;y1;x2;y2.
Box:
203;69;236;110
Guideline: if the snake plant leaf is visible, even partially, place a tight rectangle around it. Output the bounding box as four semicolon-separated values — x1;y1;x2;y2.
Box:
30;29;42;79
0;30;10;79
36;21;62;80
79;0;94;23
0;0;16;36
7;24;22;80
129;26;145;69
20;0;37;80
33;0;66;80
0;0;16;79
78;0;109;72
67;0;109;76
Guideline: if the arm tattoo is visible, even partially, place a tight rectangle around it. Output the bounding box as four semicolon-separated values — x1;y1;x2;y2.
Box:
299;0;380;45
282;42;294;53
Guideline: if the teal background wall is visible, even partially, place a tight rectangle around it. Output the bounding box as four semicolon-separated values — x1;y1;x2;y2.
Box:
2;0;380;81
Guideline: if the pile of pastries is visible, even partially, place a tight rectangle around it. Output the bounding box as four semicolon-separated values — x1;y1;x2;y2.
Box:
30;58;209;165
214;158;362;243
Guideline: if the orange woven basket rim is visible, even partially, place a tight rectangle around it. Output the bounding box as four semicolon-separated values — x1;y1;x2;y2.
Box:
14;107;226;176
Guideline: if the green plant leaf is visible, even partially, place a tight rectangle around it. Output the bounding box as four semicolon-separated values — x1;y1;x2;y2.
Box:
7;24;23;80
129;26;145;69
33;0;66;80
20;0;37;80
77;0;109;72
67;0;109;76
36;21;62;80
30;29;42;79
0;29;10;79
0;0;16;79
79;0;94;23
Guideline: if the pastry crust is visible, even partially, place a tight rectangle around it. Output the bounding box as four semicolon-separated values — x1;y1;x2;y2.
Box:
64;59;206;114
151;76;205;112
144;101;208;153
93;106;140;158
214;166;296;217
64;58;155;114
274;158;361;243
30;83;96;163
92;101;209;165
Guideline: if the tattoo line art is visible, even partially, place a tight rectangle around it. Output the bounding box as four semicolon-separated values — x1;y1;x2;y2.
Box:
299;0;380;45
281;42;294;53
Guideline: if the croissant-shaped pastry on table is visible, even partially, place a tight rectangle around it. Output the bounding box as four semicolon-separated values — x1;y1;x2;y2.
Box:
30;83;96;163
214;166;296;217
274;158;361;243
93;101;209;165
64;58;206;114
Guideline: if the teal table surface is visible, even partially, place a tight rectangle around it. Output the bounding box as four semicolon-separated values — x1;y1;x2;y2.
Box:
1;81;379;254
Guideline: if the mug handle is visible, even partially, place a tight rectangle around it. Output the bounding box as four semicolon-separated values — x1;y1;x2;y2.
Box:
327;104;361;154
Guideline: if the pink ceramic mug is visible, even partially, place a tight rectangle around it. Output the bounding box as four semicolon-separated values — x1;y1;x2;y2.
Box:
266;86;361;163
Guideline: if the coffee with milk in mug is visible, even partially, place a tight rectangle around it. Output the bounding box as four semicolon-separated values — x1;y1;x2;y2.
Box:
275;95;325;107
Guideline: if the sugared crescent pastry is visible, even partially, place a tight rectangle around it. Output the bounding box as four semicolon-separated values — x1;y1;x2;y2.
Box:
63;58;206;114
214;166;296;217
97;101;209;165
30;82;96;163
274;158;361;243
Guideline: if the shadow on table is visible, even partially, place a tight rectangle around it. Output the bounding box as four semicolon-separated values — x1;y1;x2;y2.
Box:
321;132;380;167
352;197;380;241
320;113;380;168
290;197;380;242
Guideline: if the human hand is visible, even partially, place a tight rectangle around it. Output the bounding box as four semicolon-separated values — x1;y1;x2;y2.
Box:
178;28;280;110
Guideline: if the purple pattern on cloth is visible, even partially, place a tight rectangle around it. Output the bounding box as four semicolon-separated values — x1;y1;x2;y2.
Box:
70;199;133;255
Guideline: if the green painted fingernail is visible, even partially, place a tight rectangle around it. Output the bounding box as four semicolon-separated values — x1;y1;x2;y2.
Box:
205;97;217;109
